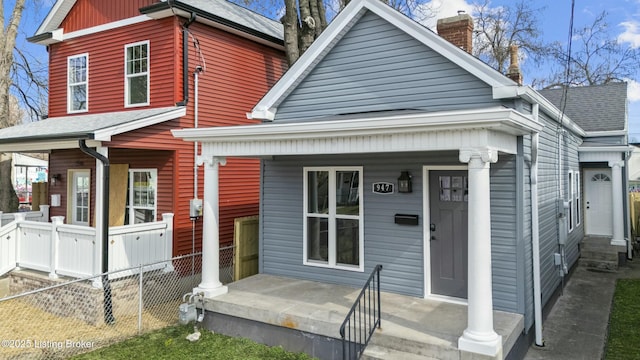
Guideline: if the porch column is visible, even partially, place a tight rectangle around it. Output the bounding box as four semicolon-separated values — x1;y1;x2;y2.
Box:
193;155;228;298
609;160;625;246
458;148;502;357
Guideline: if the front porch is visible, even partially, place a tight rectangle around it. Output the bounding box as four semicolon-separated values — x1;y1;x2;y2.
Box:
201;274;524;360
0;208;175;286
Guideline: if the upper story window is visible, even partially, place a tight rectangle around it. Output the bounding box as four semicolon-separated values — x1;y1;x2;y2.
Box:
125;41;149;107
68;54;88;113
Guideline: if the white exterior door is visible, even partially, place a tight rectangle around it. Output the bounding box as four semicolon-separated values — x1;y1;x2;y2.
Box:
584;169;613;236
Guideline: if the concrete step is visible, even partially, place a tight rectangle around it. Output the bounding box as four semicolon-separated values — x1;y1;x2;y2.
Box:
366;328;461;360
580;248;618;262
362;344;439;360
578;258;618;272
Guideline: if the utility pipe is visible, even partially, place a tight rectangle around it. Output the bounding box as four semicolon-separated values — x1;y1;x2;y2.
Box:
530;103;544;347
79;139;115;325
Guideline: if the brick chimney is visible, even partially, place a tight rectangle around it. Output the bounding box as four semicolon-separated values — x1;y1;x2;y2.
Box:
436;11;474;54
506;45;523;85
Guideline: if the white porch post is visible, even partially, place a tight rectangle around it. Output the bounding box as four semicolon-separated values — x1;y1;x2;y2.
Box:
609;160;625;246
458;148;502;357
193;155;228;298
162;213;175;272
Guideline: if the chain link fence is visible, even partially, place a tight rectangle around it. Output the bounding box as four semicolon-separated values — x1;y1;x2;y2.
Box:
0;246;234;360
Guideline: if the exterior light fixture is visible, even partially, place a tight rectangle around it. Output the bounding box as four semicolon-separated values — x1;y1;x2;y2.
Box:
398;171;412;193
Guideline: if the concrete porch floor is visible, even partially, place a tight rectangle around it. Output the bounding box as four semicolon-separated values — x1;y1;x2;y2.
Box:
201;274;524;359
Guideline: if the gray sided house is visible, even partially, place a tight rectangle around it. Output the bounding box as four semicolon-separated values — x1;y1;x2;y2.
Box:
174;0;629;358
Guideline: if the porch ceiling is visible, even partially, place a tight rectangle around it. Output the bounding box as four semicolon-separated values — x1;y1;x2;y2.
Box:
173;107;542;157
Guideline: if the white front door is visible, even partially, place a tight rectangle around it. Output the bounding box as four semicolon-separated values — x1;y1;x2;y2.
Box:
584;169;613;236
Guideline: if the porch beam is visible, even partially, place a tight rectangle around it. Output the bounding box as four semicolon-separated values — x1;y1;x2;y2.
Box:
194;155;228;298
609;160;625;246
458;148;502;357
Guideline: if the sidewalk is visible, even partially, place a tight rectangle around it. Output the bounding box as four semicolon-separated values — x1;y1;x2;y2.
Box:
524;259;640;360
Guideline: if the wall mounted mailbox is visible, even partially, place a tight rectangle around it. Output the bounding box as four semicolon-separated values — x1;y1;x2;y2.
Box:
394;214;419;225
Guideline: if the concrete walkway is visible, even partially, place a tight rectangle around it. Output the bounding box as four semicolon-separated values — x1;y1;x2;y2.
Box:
524;260;640;360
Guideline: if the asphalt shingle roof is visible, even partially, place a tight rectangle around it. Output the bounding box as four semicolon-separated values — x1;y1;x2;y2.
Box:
180;0;283;41
0;107;183;143
538;83;627;132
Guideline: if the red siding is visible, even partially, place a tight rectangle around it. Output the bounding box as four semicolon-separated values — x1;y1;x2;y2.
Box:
60;0;155;33
48;17;180;117
47;7;287;255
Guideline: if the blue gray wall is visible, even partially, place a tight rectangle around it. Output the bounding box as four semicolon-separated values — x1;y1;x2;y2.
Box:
272;10;505;122
259;151;522;314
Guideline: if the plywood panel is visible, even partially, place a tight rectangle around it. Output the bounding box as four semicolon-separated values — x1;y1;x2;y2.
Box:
109;164;129;226
234;216;259;281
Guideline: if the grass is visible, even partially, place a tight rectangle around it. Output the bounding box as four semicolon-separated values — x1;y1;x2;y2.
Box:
70;325;316;360
605;278;640;360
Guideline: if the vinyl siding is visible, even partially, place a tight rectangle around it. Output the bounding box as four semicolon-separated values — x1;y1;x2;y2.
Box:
536;111;584;309
273;10;503;122
46;9;287;255
490;154;519;313
261;152;522;313
48;18;179;116
60;0;155;33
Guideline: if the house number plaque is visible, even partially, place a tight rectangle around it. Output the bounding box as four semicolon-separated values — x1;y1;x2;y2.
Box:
372;182;394;194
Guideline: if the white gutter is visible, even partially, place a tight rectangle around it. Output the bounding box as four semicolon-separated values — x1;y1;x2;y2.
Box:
530;103;544;347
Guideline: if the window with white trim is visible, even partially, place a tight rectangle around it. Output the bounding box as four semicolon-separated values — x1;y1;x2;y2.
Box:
68;54;88;113
568;171;574;232
125;169;157;224
575;171;581;227
125;41;149;107
304;167;363;271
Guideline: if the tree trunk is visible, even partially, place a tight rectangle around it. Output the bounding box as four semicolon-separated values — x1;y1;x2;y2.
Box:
282;0;300;66
0;153;18;212
0;0;27;212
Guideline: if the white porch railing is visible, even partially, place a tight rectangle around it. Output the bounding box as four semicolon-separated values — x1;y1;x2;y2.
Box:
0;211;174;284
0;205;50;227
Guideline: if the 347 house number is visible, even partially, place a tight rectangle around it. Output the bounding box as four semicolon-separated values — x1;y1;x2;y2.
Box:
372;182;394;194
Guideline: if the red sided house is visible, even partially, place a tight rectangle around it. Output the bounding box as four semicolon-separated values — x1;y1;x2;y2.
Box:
0;0;286;282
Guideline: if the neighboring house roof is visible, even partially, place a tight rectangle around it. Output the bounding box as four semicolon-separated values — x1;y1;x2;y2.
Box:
538;83;628;132
0;107;186;152
31;0;283;46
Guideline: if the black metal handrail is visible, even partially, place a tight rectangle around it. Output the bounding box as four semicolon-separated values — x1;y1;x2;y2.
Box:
339;264;382;360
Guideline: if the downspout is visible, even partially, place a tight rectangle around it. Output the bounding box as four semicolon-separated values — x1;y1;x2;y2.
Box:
194;65;203;199
176;12;197;107
530;103;544;347
79;140;114;325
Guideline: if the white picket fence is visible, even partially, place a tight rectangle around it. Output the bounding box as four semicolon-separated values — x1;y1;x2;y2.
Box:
0;210;174;285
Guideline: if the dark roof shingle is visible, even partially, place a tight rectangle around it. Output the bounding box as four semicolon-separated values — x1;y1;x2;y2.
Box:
538;83;627;132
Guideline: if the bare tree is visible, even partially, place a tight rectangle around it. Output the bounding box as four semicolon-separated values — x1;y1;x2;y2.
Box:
539;11;640;89
0;0;27;212
472;0;547;75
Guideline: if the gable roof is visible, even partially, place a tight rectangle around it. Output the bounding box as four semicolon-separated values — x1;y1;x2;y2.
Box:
250;0;518;120
0;107;186;152
538;83;628;132
31;0;283;47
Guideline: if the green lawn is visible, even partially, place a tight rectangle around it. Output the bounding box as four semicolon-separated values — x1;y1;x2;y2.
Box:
605;278;640;360
71;325;316;360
